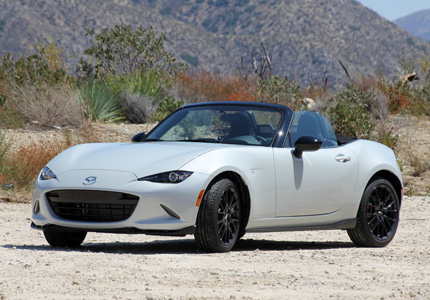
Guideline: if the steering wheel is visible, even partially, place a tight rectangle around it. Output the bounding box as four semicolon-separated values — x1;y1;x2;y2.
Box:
254;136;267;144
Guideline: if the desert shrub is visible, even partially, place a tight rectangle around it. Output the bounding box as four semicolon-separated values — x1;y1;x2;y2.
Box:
0;80;22;128
103;70;172;123
8;83;85;128
76;79;125;123
0;41;69;86
407;55;430;116
374;123;399;150
257;75;305;109
77;25;185;78
408;86;430;116
170;71;256;103
104;69;165;98
378;80;412;114
0;41;74;128
352;74;388;119
325;84;376;138
120;92;158;123
0;136;66;189
409;153;430;177
152;97;184;122
303;73;333;102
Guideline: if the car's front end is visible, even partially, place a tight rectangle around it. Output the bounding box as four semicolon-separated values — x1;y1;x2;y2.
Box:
31;142;218;236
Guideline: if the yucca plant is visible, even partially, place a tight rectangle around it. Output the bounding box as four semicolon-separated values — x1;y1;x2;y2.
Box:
77;79;125;123
103;69;165;99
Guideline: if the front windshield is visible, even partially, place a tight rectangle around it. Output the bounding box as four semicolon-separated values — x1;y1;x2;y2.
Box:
145;105;283;146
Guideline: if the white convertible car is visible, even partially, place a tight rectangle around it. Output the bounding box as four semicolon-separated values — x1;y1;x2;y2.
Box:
32;102;402;252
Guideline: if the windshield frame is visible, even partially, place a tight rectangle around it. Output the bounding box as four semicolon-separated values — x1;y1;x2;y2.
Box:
142;102;293;148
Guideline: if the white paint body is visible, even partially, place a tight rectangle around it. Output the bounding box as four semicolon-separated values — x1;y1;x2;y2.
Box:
32;139;402;233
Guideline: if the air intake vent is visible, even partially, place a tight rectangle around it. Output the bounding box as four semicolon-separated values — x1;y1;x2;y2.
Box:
46;190;139;222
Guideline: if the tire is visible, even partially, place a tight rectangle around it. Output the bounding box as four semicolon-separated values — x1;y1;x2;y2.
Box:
43;231;87;248
348;178;400;247
195;178;241;253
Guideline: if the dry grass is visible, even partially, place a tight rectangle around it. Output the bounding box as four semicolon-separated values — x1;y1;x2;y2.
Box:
409;152;430;177
0;138;66;190
120;92;158;124
8;83;86;128
0;126;106;197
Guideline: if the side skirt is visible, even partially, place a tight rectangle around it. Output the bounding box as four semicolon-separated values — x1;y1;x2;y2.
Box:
246;218;357;233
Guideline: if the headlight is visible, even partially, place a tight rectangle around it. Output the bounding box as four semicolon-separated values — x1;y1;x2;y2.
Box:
40;166;57;180
139;171;193;183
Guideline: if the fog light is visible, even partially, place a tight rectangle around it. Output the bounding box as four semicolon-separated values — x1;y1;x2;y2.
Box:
33;200;40;214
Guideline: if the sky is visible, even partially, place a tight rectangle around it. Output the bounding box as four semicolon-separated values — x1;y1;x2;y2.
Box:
356;0;430;21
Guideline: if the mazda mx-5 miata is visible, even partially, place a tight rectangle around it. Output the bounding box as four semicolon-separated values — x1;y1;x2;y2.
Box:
31;101;402;252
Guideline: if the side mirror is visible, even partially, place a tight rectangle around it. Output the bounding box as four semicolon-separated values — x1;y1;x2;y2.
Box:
293;136;322;158
131;132;147;142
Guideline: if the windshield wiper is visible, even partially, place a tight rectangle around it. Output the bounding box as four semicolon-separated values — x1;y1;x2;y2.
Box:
175;139;218;143
143;138;162;142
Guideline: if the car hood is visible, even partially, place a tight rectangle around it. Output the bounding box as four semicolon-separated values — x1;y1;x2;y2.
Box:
47;142;224;178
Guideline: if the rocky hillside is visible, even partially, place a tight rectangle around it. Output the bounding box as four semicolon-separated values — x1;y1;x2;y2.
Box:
0;0;428;84
395;9;430;42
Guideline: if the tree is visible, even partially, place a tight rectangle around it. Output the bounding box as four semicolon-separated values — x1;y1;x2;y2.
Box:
77;25;185;78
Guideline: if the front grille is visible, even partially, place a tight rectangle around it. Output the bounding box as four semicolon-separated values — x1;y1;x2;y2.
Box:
46;190;139;222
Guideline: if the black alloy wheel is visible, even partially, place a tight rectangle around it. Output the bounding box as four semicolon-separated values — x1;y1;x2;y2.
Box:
195;178;241;252
348;178;400;247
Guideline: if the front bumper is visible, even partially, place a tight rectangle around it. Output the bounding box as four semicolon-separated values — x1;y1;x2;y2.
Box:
31;222;196;236
32;169;209;234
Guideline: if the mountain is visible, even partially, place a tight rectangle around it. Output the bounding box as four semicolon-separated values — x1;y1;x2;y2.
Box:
0;0;428;85
395;9;430;43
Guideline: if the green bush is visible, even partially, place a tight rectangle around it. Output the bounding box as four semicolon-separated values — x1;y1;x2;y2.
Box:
77;79;125;123
77;25;185;78
257;76;305;110
103;70;169;123
152;97;184;122
325;84;376;138
0;41;69;86
103;69;165;99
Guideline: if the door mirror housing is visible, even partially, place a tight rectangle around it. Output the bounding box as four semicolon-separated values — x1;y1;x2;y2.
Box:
131;132;147;142
293;136;323;158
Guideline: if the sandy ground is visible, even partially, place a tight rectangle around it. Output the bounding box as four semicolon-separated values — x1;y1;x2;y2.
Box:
0;196;429;300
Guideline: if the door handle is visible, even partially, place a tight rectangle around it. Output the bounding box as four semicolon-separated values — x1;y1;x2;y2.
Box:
335;154;351;163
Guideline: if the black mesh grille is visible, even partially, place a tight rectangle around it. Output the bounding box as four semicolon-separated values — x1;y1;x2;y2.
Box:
46;190;139;222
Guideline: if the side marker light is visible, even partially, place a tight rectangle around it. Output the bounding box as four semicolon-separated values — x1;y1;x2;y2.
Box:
196;190;205;207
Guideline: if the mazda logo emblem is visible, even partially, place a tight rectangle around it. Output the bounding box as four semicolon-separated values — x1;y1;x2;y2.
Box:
83;176;97;185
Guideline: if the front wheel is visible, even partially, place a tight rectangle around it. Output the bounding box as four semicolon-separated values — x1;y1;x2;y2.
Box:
195;178;241;252
348;178;400;247
43;231;87;248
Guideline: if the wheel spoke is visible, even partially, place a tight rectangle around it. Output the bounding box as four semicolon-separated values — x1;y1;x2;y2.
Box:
215;186;241;246
366;183;399;241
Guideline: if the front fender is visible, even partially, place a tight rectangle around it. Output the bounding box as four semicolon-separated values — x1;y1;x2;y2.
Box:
181;146;277;219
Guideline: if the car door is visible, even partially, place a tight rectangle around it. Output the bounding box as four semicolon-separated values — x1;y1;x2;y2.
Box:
274;111;359;217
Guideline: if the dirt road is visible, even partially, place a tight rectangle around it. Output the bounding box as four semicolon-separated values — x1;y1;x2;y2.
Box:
1;196;429;300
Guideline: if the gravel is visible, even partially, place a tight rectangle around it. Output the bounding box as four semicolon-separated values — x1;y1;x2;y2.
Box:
1;196;429;300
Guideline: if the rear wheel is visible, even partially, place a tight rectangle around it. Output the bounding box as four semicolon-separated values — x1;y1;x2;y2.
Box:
43;231;87;248
348;178;400;247
195;178;241;252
